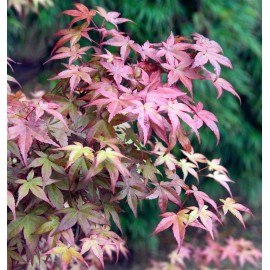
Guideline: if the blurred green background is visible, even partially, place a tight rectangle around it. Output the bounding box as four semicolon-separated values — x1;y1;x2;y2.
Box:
7;0;261;264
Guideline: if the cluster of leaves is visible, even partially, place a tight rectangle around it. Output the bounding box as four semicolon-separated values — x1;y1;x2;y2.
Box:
147;236;261;270
7;3;256;270
7;0;261;207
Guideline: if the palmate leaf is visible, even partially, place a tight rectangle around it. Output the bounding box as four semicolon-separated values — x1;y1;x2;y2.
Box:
81;238;105;268
53;203;107;235
151;210;189;252
51;22;92;54
50;64;95;95
34;99;68;129
15;170;51;206
54;142;94;168
44;242;88;270
96;6;133;29
85;148;130;193
146;181;181;213
62;3;96;27
28;151;66;187
88;90;138;122
102;36;142;61
8;211;46;260
8;116;59;165
187;206;221;239
100;60;133;85
157;32;191;65
192;33;232;77
207;171;234;196
220;198;252;228
45;44;91;65
185;185;218;212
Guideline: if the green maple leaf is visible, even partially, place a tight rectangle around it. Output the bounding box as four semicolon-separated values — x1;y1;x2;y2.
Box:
53;202;107;235
15;170;51;205
8;211;46;260
28;151;65;187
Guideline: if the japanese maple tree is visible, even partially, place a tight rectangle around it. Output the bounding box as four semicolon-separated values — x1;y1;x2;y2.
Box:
7;3;260;270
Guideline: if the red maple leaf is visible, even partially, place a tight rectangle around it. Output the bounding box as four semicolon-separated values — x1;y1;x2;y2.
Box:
96;6;133;29
102;36;142;61
50;64;95;95
62;3;97;27
192;33;232;77
157;32;191;65
101;60;133;85
192;102;220;143
8;116;59;165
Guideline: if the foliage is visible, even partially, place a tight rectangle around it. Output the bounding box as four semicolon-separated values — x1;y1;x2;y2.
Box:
7;0;261;208
7;4;260;270
146;236;261;270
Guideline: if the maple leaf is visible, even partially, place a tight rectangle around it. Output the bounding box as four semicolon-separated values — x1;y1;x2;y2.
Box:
54;142;94;168
151;209;190;252
185;185;218;212
96;6;133;29
88;90;137;122
207;171;234;196
192;33;232;77
62;3;96;26
44;242;88;270
193;102;220;143
100;60;133;85
54;202;106;235
51;22;92;54
157;32;191;65
138;159;162;184
212;77;241;101
137;72;186;106
34;99;68;129
103;36;142;61
161;58;202;96
178;159;199;181
8;116;59;165
8;210;47;260
207;158;228;173
28;151;66;187
146;181;181;213
220;197;253;228
112;167;148;217
141;41;161;62
45;44;91;65
205;71;241;101
49;94;85;123
188;206;221;239
121;101;169;145
154;151;178;171
15;170;51;206
50;64;95;95
80;238;105;268
85;148;130;193
159;100;200;144
181;148;207;166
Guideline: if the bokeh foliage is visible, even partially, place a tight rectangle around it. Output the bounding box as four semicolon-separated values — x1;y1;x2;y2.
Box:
8;0;261;255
